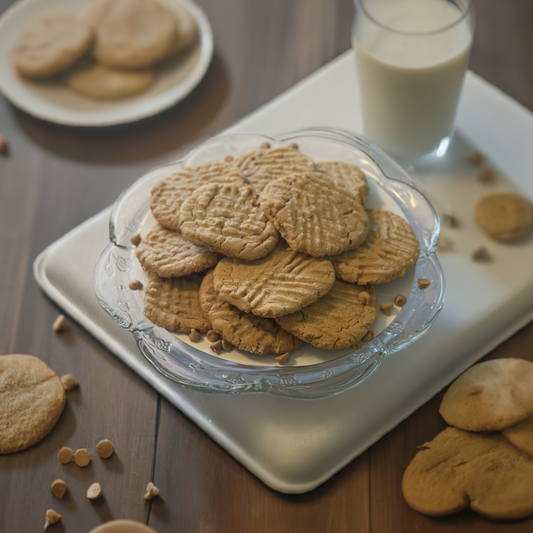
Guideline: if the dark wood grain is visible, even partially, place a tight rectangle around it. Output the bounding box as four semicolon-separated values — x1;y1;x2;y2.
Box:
1;0;533;531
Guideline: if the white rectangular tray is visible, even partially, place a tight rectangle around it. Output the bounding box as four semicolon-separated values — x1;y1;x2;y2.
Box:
34;50;533;494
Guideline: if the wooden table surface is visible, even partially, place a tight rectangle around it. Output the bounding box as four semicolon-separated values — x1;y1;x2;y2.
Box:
1;0;533;531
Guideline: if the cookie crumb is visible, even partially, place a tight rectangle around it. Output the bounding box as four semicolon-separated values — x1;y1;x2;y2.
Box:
224;155;234;162
472;246;492;262
260;142;271;149
87;482;102;500
206;330;220;342
52;315;66;333
129;280;143;291
221;339;232;351
130;234;142;246
44;509;61;530
60;374;78;391
441;214;460;228
418;278;431;290
96;439;114;459
275;352;290;364
394;294;407;307
51;479;67;499
468;151;483;165
438;233;453;252
380;303;393;316
188;329;202;342
210;340;222;354
478;167;494;183
358;291;370;305
362;330;374;342
288;142;299;150
74;448;91;467
144;481;160;500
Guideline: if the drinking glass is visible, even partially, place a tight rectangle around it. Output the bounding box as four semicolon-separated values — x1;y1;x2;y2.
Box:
352;0;475;160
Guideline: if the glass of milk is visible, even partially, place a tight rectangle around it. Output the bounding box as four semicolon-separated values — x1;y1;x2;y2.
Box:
353;0;474;159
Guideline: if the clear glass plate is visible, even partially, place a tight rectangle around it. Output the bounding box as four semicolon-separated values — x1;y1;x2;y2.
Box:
93;128;445;398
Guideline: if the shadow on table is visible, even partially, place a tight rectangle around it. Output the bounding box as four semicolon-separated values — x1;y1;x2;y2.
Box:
8;52;230;165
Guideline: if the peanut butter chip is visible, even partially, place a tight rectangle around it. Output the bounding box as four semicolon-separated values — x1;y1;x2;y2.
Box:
260;142;271;149
394;294;407;307
129;280;143;291
188;329;202;342
44;509;61;530
288;142;299;150
224;155;234;162
130;234;142;246
362;330;374;342
472;246;492;262
478;167;494;183
468;151;483;165
358;291;370;305
57;446;74;465
87;482;102;500
60;374;79;391
441;214;460;228
352;341;364;350
96;439;114;459
418;278;431;290
210;340;222;354
74;448;91;467
380;303;393;316
52;315;66;332
275;352;290;364
221;339;232;351
207;330;220;342
51;479;67;499
144;481;160;500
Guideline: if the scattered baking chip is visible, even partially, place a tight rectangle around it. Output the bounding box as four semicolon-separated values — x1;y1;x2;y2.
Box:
394;294;407;307
418;279;431;290
380;303;393;316
362;330;374;342
52;315;66;333
221;339;232;351
144;481;160;500
441;214;460;228
260;142;271;149
74;448;91;467
352;341;364;350
130;234;142;246
468;151;483;165
358;291;370;305
60;374;79;391
223;155;233;162
44;509;61;530
57;446;74;464
210;340;222;354
87;482;102;500
472;246;492;263
0;134;6;153
96;439;114;459
188;329;202;342
51;479;67;499
206;330;220;343
129;280;143;291
288;142;298;150
478;167;494;183
275;352;290;364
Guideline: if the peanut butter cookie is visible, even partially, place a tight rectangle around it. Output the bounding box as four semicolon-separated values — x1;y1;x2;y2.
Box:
318;161;370;204
502;415;533;459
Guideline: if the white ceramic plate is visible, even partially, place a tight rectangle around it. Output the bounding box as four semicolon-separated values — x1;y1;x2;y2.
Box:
0;0;214;126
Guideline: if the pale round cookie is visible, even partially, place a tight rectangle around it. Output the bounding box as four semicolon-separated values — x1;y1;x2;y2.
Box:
12;14;93;79
143;272;210;333
275;280;378;349
165;2;198;57
260;171;369;257
136;224;218;277
474;192;533;243
233;146;317;194
502;415;533;458
179;182;279;260
150;162;248;231
66;63;154;99
0;354;66;454
332;209;420;285
402;426;533;520
92;0;176;69
80;0;113;27
439;358;533;432
200;270;302;355
317;161;370;204
213;241;335;318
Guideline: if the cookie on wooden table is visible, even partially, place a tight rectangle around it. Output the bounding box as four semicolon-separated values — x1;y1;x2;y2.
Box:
275;280;378;349
402;426;533;520
13;14;93;78
143;272;210;333
474;192;533;243
66;63;154;99
136;224;218;278
179;182;279;260
332;209;420;285
92;0;176;69
150;162;248;232
318;161;370;204
260;171;369;257
200;270;302;355
213;241;335;318
502;415;533;459
439;358;533;432
0;354;66;454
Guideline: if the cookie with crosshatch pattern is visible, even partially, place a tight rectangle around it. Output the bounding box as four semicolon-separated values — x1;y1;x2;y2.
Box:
317;161;370;204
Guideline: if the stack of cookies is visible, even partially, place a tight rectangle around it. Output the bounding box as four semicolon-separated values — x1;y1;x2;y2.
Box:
12;0;197;99
136;143;421;359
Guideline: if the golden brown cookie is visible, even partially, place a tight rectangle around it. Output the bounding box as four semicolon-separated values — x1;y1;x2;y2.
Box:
402;426;533;520
12;14;93;78
92;0;176;68
143;272;210;333
332;209;420;285
150;162;248;231
275;280;378;349
66;62;154;99
439;358;533;432
0;354;66;454
136;224;218;278
502;415;533;458
317;161;370;204
260;171;369;257
213;241;335;318
474;192;533;243
233;146;317;194
200;270;302;355
165;2;198;57
179;182;279;260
